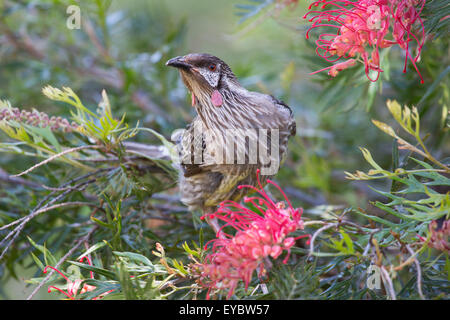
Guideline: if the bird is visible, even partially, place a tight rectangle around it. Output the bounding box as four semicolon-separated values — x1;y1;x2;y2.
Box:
166;53;296;236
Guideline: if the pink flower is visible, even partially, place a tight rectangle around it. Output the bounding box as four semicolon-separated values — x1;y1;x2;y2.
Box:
0;106;78;132
418;219;450;253
192;170;309;299
304;0;426;82
44;257;113;300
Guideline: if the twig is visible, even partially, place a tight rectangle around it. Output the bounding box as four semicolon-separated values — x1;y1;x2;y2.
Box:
0;168;114;231
405;245;425;300
70;156;142;163
303;220;326;227
41;184;81;192
26;226;98;300
31;201;102;216
41;167;116;192
363;233;375;256
0;183;75;232
51;167;115;189
308;223;338;256
393;250;419;271
0;217;25;231
0;167;42;189
307;220;379;256
151;193;182;203
0;167;115;259
380;266;397;300
0;180;94;261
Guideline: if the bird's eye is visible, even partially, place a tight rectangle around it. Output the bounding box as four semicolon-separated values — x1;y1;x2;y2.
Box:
208;64;216;71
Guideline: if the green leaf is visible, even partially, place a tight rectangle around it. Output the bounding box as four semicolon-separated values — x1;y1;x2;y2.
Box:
27;236;57;267
354;209;398;227
340;231;355;254
113;251;153;267
77;242;107;261
91;216;114;230
26;125;61;153
30;252;45;271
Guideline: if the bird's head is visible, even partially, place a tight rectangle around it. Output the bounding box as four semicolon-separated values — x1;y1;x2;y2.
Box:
166;53;239;107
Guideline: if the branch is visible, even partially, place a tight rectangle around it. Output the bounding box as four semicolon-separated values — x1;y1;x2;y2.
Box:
380;266;397;300
0;167;42;189
405;245;425;300
308;223;338;257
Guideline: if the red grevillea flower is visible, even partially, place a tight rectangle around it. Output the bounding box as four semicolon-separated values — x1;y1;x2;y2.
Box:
44;257;112;300
304;0;426;82
193;170;309;299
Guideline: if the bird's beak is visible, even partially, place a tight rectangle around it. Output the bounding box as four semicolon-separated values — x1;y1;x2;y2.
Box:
166;56;192;70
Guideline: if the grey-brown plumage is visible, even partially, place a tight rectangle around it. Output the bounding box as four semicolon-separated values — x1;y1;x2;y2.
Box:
166;53;296;234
